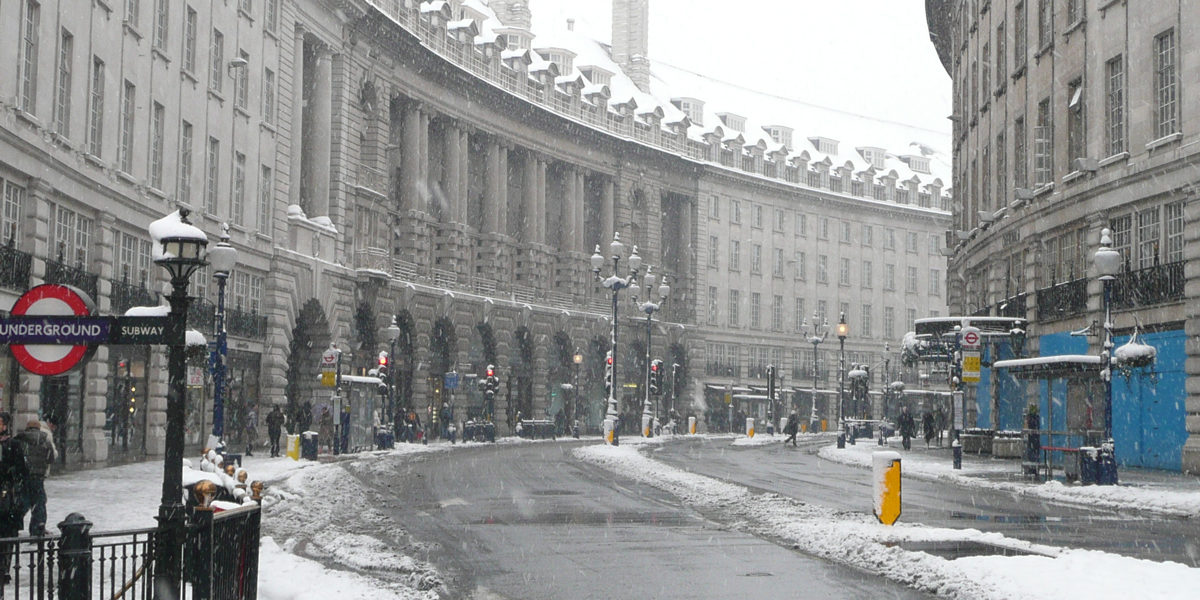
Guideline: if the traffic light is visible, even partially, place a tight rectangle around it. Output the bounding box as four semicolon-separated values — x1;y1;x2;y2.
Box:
649;359;663;395
484;364;498;396
377;352;389;379
766;364;776;400
604;352;614;396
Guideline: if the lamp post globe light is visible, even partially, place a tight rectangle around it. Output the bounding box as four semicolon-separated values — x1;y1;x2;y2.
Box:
206;223;237;450
631;267;670;437
148;208;208;597
591;233;641;444
800;313;829;432
1095;227;1122;484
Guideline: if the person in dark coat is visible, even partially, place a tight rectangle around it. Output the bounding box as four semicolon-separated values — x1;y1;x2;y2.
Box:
922;410;936;448
0;413;30;583
933;407;947;447
783;411;799;447
15;420;55;536
297;401;314;433
266;406;286;457
898;406;916;451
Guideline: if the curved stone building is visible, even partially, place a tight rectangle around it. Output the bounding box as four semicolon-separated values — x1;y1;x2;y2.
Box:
927;0;1199;472
0;0;950;464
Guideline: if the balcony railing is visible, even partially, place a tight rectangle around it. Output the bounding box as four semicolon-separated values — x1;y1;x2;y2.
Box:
1036;277;1088;321
1112;260;1184;309
996;293;1027;319
354;247;391;272
187;298;216;336
0;241;32;291
44;258;100;301
227;305;268;339
109;276;159;314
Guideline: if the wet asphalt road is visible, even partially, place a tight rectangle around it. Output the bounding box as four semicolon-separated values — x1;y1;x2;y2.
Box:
362;441;930;599
648;436;1200;566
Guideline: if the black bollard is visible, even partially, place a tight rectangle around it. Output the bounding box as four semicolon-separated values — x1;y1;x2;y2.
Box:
58;513;93;599
952;439;962;469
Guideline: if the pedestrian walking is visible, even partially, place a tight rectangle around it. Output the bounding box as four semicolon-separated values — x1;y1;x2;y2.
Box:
922;410;936;448
244;405;259;456
318;406;334;453
0;413;29;582
898;406;915;451
266;406;286;457
15;420;55;537
298;400;314;434
783;411;799;447
934;407;947;447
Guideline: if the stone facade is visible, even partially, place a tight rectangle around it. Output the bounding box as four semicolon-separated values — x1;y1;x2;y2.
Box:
927;0;1200;472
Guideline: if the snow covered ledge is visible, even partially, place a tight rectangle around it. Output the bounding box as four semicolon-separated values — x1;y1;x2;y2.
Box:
286;204;339;259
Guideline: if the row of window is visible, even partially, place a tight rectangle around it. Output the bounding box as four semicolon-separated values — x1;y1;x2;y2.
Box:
0;173;266;311
709;197;941;250
704;288;940;338
708;242;941;292
706;330;928;379
15;0;279;231
959;11;1180;213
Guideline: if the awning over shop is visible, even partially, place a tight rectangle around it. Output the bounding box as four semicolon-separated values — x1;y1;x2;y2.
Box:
993;355;1101;379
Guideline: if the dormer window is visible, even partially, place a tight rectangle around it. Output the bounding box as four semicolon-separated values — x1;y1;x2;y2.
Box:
716;112;746;132
504;33;530;50
809;136;839;155
580;66;612;87
763;125;793;149
671;97;704;127
858;146;886;169
537;48;575;74
902;155;931;174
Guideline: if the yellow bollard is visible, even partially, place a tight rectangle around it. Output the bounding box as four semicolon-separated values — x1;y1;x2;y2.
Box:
688;416;697;434
603;419;614;444
820;419;827;432
745;417;755;438
285;434;300;460
872;451;902;525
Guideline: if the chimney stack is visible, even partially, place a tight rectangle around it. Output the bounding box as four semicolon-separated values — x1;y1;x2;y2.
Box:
611;0;650;92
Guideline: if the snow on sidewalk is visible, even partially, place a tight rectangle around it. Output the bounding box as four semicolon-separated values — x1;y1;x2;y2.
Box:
575;442;1200;600
819;439;1200;518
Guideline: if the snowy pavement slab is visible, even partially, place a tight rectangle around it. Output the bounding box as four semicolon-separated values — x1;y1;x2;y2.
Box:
819;441;1200;518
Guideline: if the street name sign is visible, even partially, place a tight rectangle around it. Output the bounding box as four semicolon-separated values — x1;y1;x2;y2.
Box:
444;371;459;389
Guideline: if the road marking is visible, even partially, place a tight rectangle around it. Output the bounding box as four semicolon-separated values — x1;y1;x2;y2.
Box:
440;497;469;508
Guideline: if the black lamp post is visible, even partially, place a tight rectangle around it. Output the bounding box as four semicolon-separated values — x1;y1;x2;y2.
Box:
630;268;670;438
1094;227;1122;484
800;313;829;431
591;234;641;444
386;316;401;424
207;224;237;449
150;209;208;597
572;350;583;427
836;312;849;442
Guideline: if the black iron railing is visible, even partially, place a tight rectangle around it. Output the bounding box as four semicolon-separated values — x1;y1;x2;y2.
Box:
1112;260;1184;309
227;306;268;339
0;241;32;291
1036;278;1088;321
704;363;741;377
997;293;1028;319
189;298;217;336
1;505;261;600
971;305;992;317
110;276;160;314
43;259;100;301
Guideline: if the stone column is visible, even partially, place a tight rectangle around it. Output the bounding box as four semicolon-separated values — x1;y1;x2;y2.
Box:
574;170;586;251
497;145;509;236
523;152;538;243
459;128;471;223
83;349;110;463
311;47;333;216
563;167;577;253
290;26;306;207
484;141;501;233
536;159;547;244
419;111;431;205
601;178;615;244
444;122;462;221
402;103;424;212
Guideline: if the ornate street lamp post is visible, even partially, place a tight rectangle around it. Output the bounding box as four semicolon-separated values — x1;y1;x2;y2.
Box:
149;209;208;597
207;224;237;450
800;313;829;432
386;316;401;424
1094;227;1122;484
631;267;670;437
591;234;641;444
836;312;849;447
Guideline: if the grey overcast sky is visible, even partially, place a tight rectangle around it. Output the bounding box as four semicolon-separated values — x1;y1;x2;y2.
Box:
528;0;952;139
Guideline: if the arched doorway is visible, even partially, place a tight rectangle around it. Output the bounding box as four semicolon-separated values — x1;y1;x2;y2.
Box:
467;323;498;421
510;327;535;426
428;317;458;439
285;299;332;432
394;310;416;414
549;331;573;430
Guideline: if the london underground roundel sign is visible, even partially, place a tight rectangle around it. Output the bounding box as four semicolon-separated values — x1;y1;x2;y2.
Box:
8;284;98;376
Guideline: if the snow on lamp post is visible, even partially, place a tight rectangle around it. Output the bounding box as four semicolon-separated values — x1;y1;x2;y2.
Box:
800;314;829;432
1094;227;1122;484
631;267;670;438
207;224;237;450
386;316;401;424
149;208;208;597
591;234;641;444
